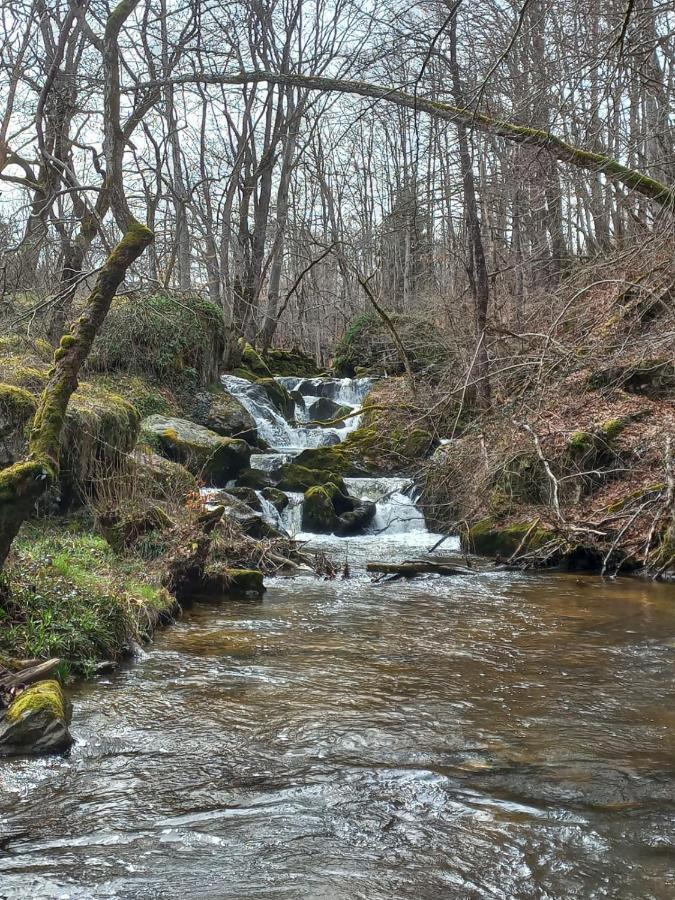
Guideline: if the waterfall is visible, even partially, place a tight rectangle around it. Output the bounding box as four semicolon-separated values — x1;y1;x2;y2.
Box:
220;372;440;543
221;375;370;450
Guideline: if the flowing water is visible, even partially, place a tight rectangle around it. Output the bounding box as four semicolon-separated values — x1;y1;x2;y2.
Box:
1;378;674;899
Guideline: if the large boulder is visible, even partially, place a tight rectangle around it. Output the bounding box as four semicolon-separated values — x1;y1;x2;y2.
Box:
302;484;340;533
256;378;294;420
0;383;36;468
332;312;447;377
274;462;347;493
306;396;351;425
191;391;257;443
128;446;198;500
336;501;376;535
205;489;282;539
0;680;73;756
140;415;250;486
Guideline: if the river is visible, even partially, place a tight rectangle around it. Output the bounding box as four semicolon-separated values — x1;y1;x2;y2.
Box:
0;377;674;899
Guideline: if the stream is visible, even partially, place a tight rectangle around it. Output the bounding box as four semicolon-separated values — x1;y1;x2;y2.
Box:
1;376;674;899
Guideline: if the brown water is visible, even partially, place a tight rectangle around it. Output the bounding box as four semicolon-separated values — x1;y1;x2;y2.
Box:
1;535;675;899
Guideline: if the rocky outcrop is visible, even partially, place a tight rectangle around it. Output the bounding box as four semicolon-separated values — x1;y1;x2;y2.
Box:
140;415;250;486
274;462;347;493
302;484;340;532
0;680;73;756
332;312;447;377
301;482;375;535
200;567;265;597
256;378;294;420
129;446;198;500
306;396;351;425
261;486;289;513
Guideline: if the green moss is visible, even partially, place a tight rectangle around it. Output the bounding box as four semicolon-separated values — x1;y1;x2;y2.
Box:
261;486;288;513
600;418;625;441
463;517;553;557
240;342;272;377
264;348;321;377
1;520;174;676
0;383;37;423
302;484;339;533
256;377;294;419
274;463;346;493
5;680;66;724
89;291;224;388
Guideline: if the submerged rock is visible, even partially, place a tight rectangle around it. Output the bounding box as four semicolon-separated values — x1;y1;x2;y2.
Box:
0;680;73;756
140;415;250;486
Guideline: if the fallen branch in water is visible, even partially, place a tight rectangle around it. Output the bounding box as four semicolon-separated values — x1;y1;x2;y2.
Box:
367;560;475;578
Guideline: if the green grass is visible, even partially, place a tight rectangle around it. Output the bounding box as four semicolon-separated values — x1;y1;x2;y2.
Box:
0;520;174;677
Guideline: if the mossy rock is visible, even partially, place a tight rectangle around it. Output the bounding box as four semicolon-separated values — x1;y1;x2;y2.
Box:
191;390;257;442
462;518;553;558
89;291;224;387
240;342;272;377
139;415;250;486
59;382;141;505
274;462;346;493
302;484;340;533
256;378;294;420
227;486;262;511
261;486;289;513
264;348;321;377
236;467;273;489
98;503;175;554
128;446;198;501
0;680;73;756
306;396;351;425
333;312;447;377
587;358;675;399
341;422;434;474
0;383;37;468
92;373;178;418
490;452;548;507
200;567;265;598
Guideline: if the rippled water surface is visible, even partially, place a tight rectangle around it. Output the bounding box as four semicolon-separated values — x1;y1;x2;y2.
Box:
1;537;675;899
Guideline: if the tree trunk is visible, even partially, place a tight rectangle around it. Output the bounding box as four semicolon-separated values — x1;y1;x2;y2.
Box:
0;222;153;570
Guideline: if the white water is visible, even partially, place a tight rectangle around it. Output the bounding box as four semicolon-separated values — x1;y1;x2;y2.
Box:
221;373;454;545
221;375;368;450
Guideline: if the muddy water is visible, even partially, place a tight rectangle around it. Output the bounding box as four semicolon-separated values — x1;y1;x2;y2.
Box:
1;538;675;898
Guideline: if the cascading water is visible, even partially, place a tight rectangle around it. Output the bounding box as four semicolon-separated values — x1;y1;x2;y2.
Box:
220;372;454;550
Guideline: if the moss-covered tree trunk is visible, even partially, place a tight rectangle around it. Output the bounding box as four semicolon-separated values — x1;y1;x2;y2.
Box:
0;222;153;570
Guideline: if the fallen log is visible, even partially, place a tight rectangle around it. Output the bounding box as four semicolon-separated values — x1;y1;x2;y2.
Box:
366;561;475;578
0;658;61;690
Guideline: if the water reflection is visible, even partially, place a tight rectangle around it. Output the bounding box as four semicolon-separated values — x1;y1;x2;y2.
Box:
1;553;674;898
